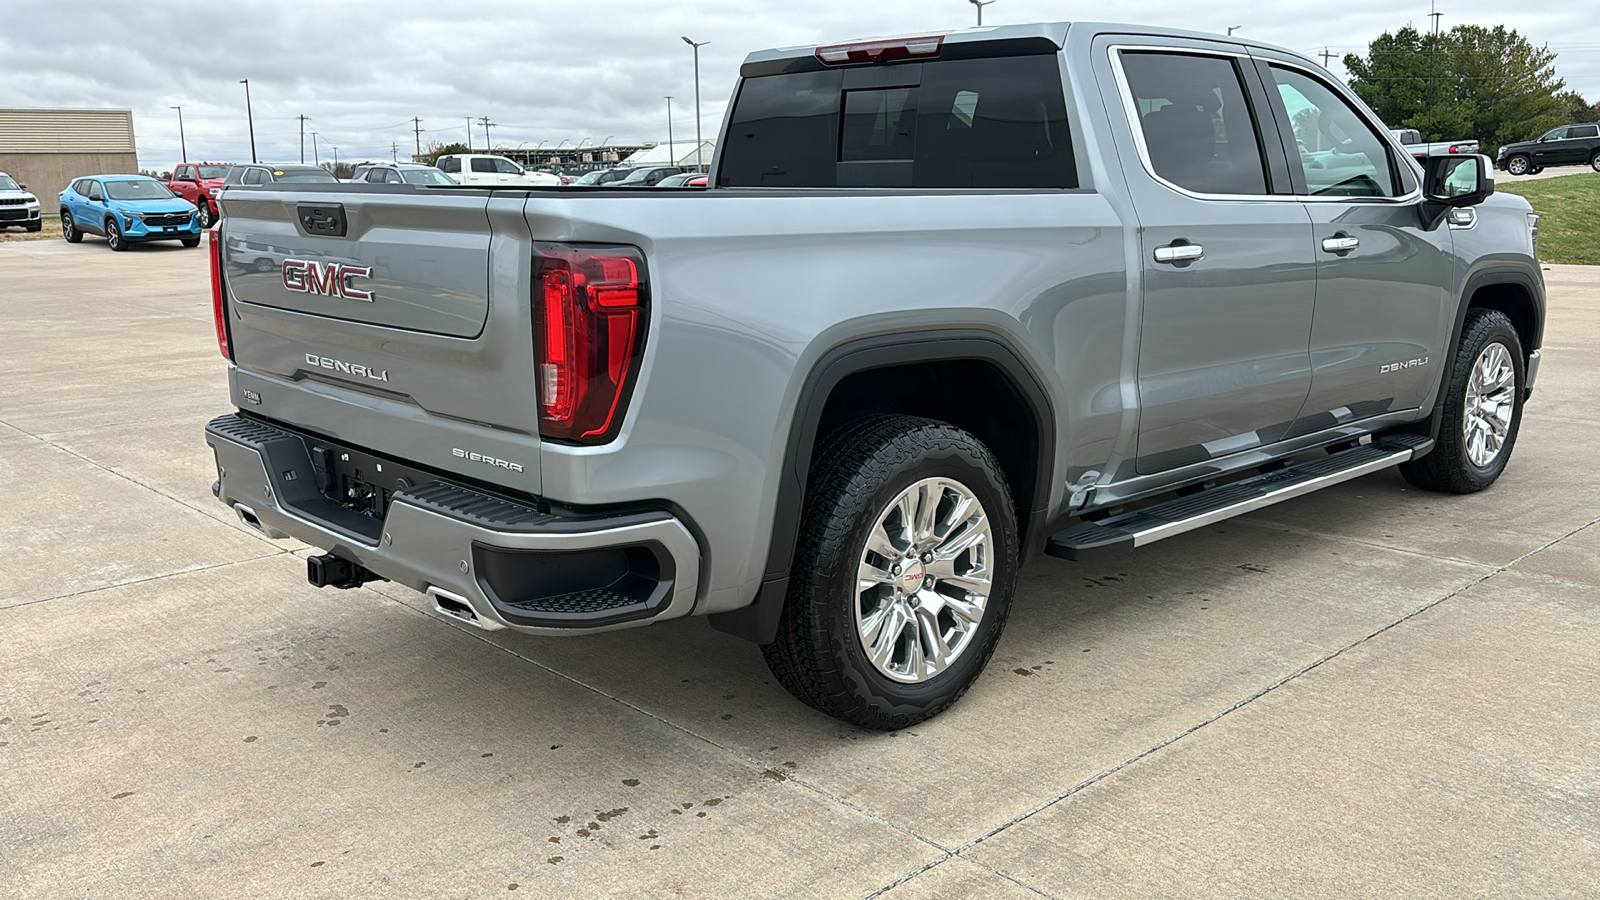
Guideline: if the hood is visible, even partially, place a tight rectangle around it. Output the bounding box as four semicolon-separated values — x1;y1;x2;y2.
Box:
114;197;198;213
1499;140;1536;154
0;188;37;202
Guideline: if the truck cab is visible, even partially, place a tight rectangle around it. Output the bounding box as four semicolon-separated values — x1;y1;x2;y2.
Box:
166;163;234;228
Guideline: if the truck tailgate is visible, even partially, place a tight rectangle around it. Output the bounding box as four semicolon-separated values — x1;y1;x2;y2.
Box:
217;187;543;490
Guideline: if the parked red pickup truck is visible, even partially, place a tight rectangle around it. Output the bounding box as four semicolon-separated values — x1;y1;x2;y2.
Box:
165;163;234;228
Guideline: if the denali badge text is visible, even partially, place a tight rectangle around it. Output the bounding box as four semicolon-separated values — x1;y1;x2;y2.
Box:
1381;357;1429;374
305;353;389;382
452;448;524;473
282;259;374;301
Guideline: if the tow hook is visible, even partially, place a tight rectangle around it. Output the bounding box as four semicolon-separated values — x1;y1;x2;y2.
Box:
307;552;378;590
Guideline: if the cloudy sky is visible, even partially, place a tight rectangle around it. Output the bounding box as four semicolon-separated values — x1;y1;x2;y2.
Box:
3;0;1597;171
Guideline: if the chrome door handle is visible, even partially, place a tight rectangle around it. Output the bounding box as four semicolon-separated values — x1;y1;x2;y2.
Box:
1322;235;1360;252
1153;243;1204;264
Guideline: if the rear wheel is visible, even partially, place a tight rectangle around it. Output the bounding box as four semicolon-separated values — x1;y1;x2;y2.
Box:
61;211;82;243
1505;155;1530;176
1399;309;1524;493
761;415;1018;730
1590;151;1600;173
105;218;128;251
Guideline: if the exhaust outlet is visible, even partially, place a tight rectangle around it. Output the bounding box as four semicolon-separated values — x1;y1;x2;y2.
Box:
307;552;376;590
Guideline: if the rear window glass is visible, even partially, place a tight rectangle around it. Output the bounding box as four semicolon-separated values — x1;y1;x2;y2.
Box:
471;158;497;173
1571;124;1599;139
197;165;231;179
718;53;1076;189
275;169;340;183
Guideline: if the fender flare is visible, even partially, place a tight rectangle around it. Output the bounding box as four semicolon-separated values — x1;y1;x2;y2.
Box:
709;328;1056;644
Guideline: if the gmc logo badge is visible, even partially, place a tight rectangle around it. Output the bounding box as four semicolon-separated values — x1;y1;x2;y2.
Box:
282;259;374;302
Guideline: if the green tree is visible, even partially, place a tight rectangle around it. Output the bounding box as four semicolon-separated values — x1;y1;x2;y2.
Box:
422;141;469;166
1344;24;1572;155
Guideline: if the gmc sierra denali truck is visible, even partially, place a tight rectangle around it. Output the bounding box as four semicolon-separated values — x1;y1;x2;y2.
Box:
205;23;1544;729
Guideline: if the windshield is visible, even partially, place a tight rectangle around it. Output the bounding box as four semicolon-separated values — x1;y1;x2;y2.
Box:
276;170;340;183
616;169;652;183
400;168;457;185
197;165;231;179
0;175;19;191
105;180;176;201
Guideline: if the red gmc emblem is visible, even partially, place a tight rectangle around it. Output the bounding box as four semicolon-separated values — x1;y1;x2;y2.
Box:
282;258;374;302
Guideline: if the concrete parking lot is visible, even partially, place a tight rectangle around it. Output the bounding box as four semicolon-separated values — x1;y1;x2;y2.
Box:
3;236;1597;899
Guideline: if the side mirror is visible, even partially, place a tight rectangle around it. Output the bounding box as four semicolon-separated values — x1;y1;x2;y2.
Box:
19;184;26;190
1421;153;1493;229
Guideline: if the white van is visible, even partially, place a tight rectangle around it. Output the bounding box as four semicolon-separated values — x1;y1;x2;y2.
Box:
435;154;560;186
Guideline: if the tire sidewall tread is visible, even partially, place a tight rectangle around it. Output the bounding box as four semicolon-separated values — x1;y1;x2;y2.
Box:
1400;308;1524;493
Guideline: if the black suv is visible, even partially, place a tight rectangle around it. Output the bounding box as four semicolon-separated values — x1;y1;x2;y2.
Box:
1498;123;1600;175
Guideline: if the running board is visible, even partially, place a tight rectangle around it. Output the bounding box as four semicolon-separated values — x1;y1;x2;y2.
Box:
1046;434;1433;560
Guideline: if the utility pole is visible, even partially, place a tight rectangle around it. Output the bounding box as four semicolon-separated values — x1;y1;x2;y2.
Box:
240;79;257;163
466;117;473;152
170;106;187;163
312;132;320;166
297;114;309;163
1430;0;1442;34
1319;48;1336;68
968;0;994;26
665;96;674;164
682;37;709;171
391;141;399;161
413;117;424;158
478;116;494;151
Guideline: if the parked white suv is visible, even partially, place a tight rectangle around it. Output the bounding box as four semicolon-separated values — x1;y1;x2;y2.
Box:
435;154;560;186
0;171;43;232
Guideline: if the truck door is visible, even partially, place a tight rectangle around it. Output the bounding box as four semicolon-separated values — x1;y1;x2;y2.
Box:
1100;41;1317;474
1253;58;1452;432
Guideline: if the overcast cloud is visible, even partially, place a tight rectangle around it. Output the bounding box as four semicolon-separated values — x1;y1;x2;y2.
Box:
3;0;1597;171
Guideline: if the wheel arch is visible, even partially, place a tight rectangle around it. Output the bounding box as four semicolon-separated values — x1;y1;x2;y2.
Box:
709;329;1056;644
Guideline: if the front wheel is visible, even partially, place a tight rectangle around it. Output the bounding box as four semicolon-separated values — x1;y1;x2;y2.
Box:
105;218;128;251
1399;309;1524;493
1505;155;1530;176
196;202;214;229
61;211;82;243
25;220;41;233
762;415;1018;730
180;236;201;248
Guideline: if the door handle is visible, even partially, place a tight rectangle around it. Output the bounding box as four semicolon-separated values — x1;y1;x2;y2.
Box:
1153;243;1204;264
1321;235;1360;253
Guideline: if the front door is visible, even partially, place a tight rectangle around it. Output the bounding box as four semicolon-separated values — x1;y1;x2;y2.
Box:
1258;60;1453;431
1104;43;1318;474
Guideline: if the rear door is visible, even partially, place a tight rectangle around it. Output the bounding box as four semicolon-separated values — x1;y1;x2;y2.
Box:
1254;57;1452;429
1099;39;1318;474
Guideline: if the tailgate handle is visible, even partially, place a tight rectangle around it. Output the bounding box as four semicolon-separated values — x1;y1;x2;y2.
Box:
297;203;347;237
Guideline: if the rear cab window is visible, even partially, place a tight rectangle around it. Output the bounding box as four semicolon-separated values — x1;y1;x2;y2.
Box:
718;51;1077;188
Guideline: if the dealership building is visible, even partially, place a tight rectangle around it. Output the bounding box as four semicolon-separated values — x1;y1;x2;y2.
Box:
0;108;139;205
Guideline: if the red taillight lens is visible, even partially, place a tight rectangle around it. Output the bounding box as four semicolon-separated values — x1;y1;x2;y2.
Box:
815;35;943;66
209;224;232;360
534;245;647;443
1449;145;1459;154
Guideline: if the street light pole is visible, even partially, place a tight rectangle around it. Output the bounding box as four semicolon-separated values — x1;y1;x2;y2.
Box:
170;106;187;163
968;0;994;26
1227;25;1242;36
682;37;709;171
665;96;674;165
240;79;257;163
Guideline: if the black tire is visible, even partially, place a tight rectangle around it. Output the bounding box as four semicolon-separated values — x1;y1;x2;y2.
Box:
180;236;201;248
1505;155;1530;176
25;221;41;233
1399;309;1525;494
196;202;214;229
105;218;128;251
761;415;1019;730
61;211;82;243
1590;151;1600;173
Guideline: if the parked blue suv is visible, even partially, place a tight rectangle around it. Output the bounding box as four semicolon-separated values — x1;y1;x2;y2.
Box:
59;175;202;251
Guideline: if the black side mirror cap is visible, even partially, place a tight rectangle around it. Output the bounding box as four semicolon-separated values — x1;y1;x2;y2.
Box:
1421;153;1494;230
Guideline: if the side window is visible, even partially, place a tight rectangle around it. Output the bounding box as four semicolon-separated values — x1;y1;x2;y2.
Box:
914;54;1075;188
174;166;190;181
1543;127;1569;141
470;158;497;173
243;168;269;185
1269;66;1398;198
87;181;104;201
1570;125;1599;139
1119;51;1269;196
492;158;522;174
438;157;460;173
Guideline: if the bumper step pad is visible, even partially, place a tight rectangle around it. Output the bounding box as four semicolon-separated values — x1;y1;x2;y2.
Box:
1046;434;1432;560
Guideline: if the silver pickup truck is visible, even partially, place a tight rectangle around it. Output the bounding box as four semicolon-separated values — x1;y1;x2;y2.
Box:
205;22;1544;729
1389;127;1481;162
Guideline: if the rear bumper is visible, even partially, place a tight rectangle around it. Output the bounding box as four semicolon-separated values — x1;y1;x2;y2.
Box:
205;413;701;635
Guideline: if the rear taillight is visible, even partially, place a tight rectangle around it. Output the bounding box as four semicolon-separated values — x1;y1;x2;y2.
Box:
815;35;943;65
209;224;231;359
534;245;647;443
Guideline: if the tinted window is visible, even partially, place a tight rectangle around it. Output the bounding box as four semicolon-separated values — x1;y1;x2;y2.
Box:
242;168;269;185
104;180;175;200
87;182;105;201
1270;66;1398;197
1542;127;1569;141
223;167;248;184
1570;124;1599;139
276;170;339;183
1120;51;1268;196
718;54;1075;188
174;165;192;180
470;158;497;173
438;157;461;173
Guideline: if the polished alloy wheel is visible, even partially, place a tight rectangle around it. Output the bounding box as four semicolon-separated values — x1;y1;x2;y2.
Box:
1463;341;1515;467
1506;155;1529;176
61;212;74;239
197;203;213;229
855;477;993;684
